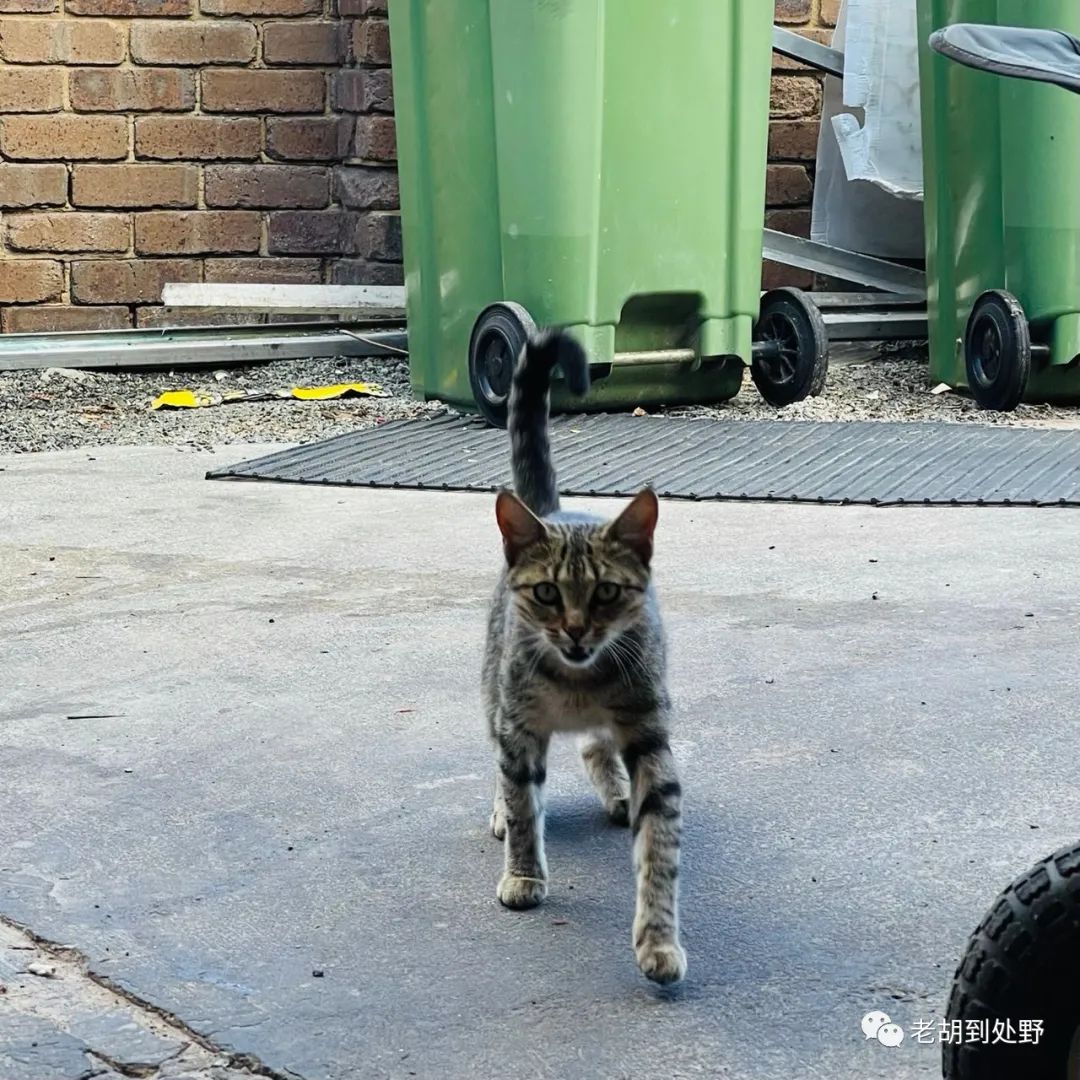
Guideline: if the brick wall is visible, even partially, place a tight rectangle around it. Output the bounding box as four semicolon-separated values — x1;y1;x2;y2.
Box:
0;0;833;333
767;0;837;290
0;0;397;331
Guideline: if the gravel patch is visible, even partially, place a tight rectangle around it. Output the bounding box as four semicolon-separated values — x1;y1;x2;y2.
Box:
0;355;445;455
2;344;1078;455
667;345;1080;428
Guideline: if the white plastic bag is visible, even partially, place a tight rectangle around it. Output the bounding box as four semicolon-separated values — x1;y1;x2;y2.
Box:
811;0;925;259
832;0;923;198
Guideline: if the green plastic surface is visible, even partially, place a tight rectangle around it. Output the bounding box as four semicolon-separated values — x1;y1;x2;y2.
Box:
918;0;1080;402
388;0;773;413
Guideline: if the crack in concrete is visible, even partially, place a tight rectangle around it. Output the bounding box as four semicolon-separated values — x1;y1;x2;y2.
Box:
0;914;307;1080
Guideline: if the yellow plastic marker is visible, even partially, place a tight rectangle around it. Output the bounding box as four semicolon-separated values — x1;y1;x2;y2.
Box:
151;383;388;410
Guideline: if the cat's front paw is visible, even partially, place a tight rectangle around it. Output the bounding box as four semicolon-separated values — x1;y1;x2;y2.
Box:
497;872;547;910
636;939;687;985
489;806;506;840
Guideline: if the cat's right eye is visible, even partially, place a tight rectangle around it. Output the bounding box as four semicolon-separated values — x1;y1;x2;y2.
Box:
533;582;561;605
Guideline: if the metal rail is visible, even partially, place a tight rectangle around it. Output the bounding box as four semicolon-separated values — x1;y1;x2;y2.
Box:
0;323;408;372
763;230;928;299
772;26;845;78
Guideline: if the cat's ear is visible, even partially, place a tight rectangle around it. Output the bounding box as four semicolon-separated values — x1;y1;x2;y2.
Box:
610;488;658;566
495;490;547;565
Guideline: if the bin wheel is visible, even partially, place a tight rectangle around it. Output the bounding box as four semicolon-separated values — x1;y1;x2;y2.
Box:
751;288;830;407
944;839;1080;1080
468;302;537;428
964;291;1031;412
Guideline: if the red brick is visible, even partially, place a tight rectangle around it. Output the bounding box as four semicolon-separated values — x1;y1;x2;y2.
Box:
71;258;200;303
267;210;358;255
205;164;330;209
71;68;195;111
135;307;253;327
820;0;840;28
763;209;813;290
204;256;322;283
766;164;812;206
770;74;821;119
352;17;389;64
0;164;67;208
135;115;260;160
762;260;814;291
6;212;130;253
130;21;256;64
67;0;191;14
0;68;63;111
199;0;318;15
330;258;401;286
1;115;127;160
0;0;56;11
263;22;345;65
265;116;346;161
0;19;125;63
768;119;821;161
3;305;132;332
766;207;812;237
353;212;399;261
332;67;392;113
333;165;397;210
774;0;810;24
202;69;325;113
135;210;261;254
0;259;62;303
72;164;198;208
352;114;396;161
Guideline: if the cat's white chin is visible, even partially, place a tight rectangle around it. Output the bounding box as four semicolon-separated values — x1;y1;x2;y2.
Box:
558;645;597;668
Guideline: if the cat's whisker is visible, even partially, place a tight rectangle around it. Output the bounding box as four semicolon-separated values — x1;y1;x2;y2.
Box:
603;641;633;687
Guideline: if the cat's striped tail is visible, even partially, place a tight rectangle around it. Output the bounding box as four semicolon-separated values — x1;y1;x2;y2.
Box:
508;329;590;517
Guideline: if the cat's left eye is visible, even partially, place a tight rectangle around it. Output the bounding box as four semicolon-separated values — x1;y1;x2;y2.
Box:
594;582;621;604
533;582;561;605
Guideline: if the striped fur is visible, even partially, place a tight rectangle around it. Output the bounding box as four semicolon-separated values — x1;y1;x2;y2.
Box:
508;329;589;517
483;329;686;985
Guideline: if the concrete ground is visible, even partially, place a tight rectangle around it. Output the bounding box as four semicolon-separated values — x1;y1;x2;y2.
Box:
2;445;1079;1080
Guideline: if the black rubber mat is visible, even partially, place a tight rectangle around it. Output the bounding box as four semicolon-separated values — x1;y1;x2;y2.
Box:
207;414;1080;506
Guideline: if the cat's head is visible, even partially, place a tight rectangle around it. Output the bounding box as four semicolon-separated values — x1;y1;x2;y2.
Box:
495;489;657;669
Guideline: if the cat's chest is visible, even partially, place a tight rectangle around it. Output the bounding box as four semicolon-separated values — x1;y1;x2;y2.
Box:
525;683;616;735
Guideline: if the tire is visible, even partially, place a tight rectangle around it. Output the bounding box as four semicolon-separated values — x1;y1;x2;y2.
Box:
751;287;830;407
468;302;537;428
944;840;1080;1080
964;290;1031;412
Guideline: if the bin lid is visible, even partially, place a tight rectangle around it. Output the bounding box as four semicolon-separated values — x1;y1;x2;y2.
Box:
930;23;1080;94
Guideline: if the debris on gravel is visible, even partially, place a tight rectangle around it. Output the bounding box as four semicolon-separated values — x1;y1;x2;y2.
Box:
2;345;1078;456
0;355;446;455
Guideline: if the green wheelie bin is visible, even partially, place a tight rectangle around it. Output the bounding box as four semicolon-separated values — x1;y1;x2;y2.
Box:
388;0;829;426
918;0;1080;410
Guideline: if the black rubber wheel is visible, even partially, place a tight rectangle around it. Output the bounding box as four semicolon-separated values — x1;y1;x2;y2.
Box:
751;287;830;407
944;840;1080;1080
468;302;537;428
964;290;1031;412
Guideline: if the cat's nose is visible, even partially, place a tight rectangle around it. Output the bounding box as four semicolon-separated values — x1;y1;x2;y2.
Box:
565;624;586;644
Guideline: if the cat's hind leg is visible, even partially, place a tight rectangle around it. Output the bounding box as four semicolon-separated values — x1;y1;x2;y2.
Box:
579;731;631;826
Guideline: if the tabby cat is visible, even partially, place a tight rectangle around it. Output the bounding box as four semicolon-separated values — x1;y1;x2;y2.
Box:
482;330;686;985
